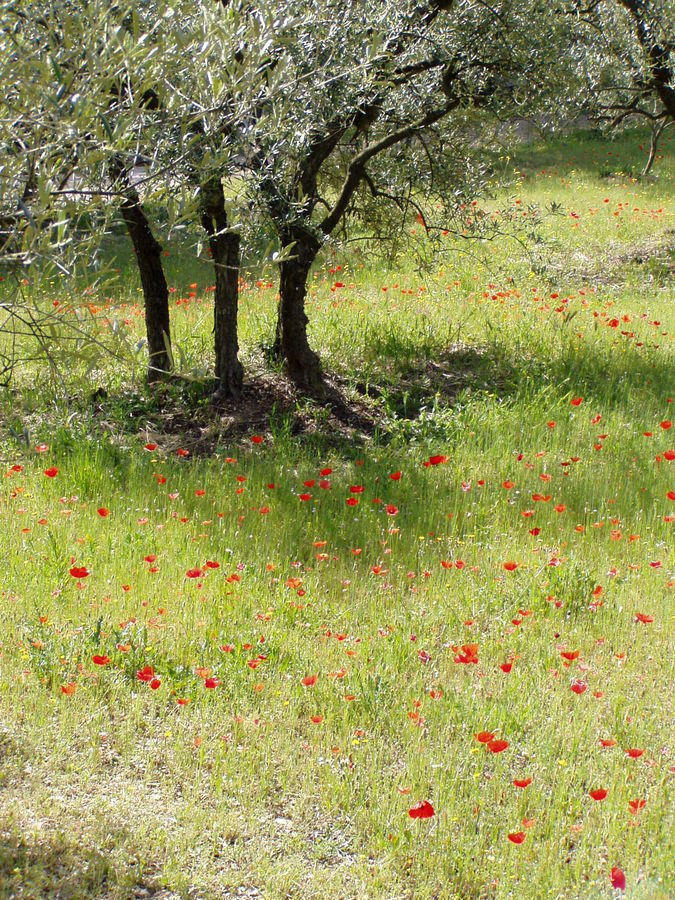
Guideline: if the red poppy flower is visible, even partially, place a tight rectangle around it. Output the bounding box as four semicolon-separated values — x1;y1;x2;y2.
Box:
625;748;644;759
251;435;264;444
144;442;158;451
513;778;532;788
454;644;478;664
92;655;110;666
487;738;509;753
389;471;401;481
299;493;312;502
589;788;607;801
570;397;583;406
136;666;155;683
408;800;435;819
310;715;324;724
204;676;220;689
150;678;161;690
186;568;203;579
301;675;318;687
425;455;448;467
97;508;110;517
69;566;90;579
635;613;653;624
628;799;646;814
475;731;495;743
599;738;617;748
610;867;626;890
60;682;77;695
507;832;526;844
571;680;587;694
503;561;519;571
44;467;58;478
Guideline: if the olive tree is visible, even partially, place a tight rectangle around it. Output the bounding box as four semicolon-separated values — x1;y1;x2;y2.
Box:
0;2;180;379
236;0;580;388
0;0;268;390
568;0;674;174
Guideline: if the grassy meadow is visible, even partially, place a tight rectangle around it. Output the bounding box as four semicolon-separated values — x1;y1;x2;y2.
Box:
0;128;674;899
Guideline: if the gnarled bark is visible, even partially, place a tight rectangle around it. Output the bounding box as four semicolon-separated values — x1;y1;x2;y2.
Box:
119;199;172;381
277;233;323;390
201;177;243;402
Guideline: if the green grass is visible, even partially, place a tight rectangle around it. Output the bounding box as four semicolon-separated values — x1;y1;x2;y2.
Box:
0;127;673;899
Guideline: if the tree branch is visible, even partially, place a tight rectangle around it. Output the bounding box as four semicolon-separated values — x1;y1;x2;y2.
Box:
320;99;458;236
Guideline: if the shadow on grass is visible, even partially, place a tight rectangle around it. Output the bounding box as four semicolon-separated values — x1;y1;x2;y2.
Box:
0;831;114;899
354;342;505;420
3;325;672;462
0;829;173;900
361;334;674;419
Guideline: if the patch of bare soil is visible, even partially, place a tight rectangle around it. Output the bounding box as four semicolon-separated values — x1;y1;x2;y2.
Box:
135;370;380;458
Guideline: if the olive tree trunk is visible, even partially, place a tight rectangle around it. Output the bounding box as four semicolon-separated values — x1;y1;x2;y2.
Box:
201;178;243;401
119;199;172;381
277;233;323;390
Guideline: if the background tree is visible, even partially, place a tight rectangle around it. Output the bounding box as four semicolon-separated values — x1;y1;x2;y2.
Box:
570;0;674;175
